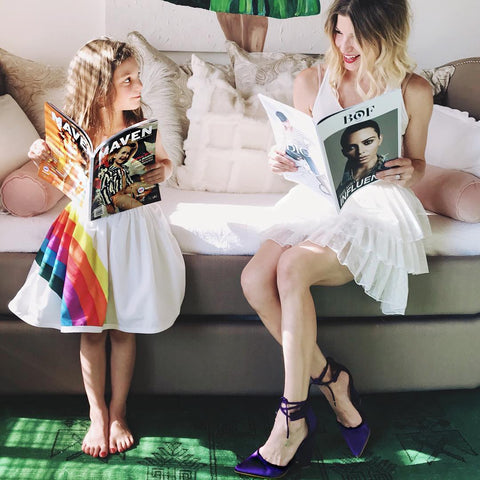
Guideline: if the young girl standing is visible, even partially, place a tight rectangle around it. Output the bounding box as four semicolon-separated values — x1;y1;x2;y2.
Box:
9;38;185;458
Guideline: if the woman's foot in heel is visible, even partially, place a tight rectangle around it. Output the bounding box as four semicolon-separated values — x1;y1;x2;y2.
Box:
311;357;370;457
338;420;370;458
235;397;317;478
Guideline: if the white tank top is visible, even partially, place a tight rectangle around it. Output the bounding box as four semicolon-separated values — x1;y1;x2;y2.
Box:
311;67;409;135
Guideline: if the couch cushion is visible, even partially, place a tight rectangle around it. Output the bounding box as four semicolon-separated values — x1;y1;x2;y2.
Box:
127;31;195;184
0;95;39;187
0;48;66;137
226;40;322;106
176;54;292;193
1;160;65;217
425;104;480;178
420;64;455;104
413;165;480;223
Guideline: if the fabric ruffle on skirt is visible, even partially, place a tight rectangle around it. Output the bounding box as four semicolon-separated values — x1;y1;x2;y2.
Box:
9;202;185;333
263;182;431;315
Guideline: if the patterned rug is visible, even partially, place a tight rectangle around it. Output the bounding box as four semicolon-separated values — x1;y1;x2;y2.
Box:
0;388;479;479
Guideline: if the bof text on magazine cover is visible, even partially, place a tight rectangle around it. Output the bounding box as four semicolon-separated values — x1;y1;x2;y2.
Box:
38;102;161;220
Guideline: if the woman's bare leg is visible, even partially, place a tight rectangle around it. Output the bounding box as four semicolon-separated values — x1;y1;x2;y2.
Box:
241;241;362;466
108;330;136;454
279;243;361;422
242;241;329;373
80;331;109;458
241;240;286;343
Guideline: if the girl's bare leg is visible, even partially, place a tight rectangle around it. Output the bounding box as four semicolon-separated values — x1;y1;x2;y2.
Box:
241;241;361;466
80;331;109;458
108;330;136;454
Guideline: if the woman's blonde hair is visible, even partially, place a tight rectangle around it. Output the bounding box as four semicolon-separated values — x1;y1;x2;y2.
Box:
324;0;415;99
64;38;144;137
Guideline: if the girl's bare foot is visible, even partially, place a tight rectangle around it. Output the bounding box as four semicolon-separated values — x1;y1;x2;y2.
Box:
109;417;134;454
82;410;109;458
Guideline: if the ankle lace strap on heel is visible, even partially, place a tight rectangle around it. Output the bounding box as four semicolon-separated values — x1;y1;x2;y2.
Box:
310;357;342;406
310;357;370;457
235;396;317;478
278;396;309;439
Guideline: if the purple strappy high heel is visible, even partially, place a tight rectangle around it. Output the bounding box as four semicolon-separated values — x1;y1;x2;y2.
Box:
234;396;317;478
311;357;370;457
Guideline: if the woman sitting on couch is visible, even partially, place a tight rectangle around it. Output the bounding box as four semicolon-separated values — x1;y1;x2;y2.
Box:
235;0;433;477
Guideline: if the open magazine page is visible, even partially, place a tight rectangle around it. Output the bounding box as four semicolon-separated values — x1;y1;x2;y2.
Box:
89;119;161;220
259;90;402;212
316;89;402;209
39;102;92;204
258;94;336;205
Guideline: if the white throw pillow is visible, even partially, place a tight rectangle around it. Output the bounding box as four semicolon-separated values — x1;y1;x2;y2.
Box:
176;55;292;194
425;104;480;177
0;48;67;137
0;95;39;184
226;41;323;106
0;94;41;210
127;31;194;183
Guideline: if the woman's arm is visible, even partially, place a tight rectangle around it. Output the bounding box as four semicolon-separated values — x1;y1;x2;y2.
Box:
402;74;434;185
376;74;433;188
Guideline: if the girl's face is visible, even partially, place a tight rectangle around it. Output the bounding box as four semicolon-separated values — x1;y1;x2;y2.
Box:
112;56;143;112
334;14;361;71
343;127;382;168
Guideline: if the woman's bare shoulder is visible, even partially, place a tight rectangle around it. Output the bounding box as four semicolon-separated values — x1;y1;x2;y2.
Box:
294;63;326;113
403;73;434;131
295;64;326;87
403;73;434;103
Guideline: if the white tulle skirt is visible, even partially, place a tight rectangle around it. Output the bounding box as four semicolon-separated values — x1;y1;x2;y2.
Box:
9;201;185;333
263;182;431;315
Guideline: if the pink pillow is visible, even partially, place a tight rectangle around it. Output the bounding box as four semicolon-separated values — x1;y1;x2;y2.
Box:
1;160;65;216
413;164;480;223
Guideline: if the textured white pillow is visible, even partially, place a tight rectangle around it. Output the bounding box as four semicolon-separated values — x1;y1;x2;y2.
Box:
0;48;66;137
425;105;480;177
226;41;323;106
176;55;292;194
0;94;41;211
0;95;39;184
420;65;455;100
127;31;194;183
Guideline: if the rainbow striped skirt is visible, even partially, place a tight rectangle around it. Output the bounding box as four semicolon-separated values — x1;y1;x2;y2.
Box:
9;202;185;333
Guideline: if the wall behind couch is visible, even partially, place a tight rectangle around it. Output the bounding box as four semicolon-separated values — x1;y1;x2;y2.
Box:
1;0;478;69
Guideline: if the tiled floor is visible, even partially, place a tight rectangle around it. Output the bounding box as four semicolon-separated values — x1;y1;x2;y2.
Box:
0;388;479;479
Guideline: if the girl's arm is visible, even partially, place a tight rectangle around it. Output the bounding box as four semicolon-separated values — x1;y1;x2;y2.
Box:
376;74;433;188
141;129;173;184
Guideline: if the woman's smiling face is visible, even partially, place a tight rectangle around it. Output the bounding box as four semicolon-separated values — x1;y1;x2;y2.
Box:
334;14;361;71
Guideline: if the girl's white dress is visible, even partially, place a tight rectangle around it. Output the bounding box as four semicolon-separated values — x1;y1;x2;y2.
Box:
264;69;431;315
9;200;185;333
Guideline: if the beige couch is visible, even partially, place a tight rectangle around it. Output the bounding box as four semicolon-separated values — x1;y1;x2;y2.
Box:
0;54;479;396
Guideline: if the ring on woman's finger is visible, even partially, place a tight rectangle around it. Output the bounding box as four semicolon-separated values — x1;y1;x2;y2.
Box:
395;173;401;180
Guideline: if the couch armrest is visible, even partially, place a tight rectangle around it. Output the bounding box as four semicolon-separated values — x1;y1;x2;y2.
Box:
441;57;480;120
